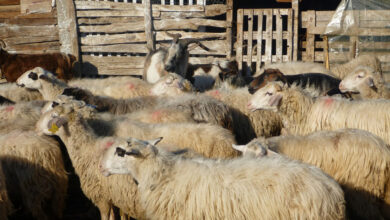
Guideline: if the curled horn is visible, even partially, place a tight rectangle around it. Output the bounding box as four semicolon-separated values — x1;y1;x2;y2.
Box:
165;31;182;43
0;39;6;49
184;39;216;52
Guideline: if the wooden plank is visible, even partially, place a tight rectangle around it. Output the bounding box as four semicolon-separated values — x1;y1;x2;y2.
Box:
76;10;160;18
57;0;79;61
20;0;52;14
292;0;298;61
275;9;283;62
287;9;293;61
0;4;19;12
0;25;57;38
81;31;226;45
305;10;315;61
256;10;263;71
144;0;155;51
160;5;227;18
264;9;272;64
0;12;20;18
3;35;58;45
236;9;244;70
75;1;204;12
0;17;57;25
82;55;145;68
5;41;60;53
78;18;228;33
307;26;390;36
244;8;290;16
225;0;233;59
243;30;290;39
243;55;290;63
189;56;226;64
77;17;144;25
0;0;20;6
247;9;254;69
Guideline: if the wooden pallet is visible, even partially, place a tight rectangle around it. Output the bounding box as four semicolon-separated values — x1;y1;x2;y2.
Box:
236;8;296;73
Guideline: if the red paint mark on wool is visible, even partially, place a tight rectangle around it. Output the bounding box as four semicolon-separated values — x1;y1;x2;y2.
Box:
104;141;114;149
209;90;221;99
151;110;163;121
324;98;334;107
127;83;135;90
5;106;14;112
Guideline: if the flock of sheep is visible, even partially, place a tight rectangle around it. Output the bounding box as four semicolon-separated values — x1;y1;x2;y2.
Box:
0;34;390;220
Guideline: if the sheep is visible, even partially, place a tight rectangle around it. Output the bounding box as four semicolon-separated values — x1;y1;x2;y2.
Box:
46;96;239;159
100;136;346;220
331;55;382;79
0;130;68;220
254;61;334;77
68;76;153;99
248;81;390;145
0;100;46;121
143;32;210;83
0;163;12;220
151;76;282;140
339;66;390;99
0;83;43;102
248;68;345;98
233;129;390;220
0;39;76;82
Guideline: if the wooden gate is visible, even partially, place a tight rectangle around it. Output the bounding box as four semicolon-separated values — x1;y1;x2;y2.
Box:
74;0;233;76
236;8;296;73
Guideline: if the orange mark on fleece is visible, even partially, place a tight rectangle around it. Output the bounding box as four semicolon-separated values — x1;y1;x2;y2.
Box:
5;106;14;112
209;90;221;99
104;141;114;150
323;98;334;107
151;110;163;121
127;83;136;90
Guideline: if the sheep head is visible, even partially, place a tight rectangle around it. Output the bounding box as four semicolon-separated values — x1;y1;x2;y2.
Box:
16;67;54;90
232;138;279;158
339;66;381;93
100;137;163;178
248;69;287;94
247;81;286;112
41;95;96;118
150;72;194;96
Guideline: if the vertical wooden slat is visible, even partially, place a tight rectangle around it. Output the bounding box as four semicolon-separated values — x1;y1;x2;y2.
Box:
56;0;80;75
225;0;233;59
349;36;358;59
197;0;203;5
236;9;244;71
144;0;155;51
292;0;299;61
179;0;183;5
275;9;283;62
287;9;293;61
189;0;193;5
161;0;165;5
256;10;264;72
305;10;315;61
324;35;330;70
247;9;254;70
170;0;173;5
264;9;273;64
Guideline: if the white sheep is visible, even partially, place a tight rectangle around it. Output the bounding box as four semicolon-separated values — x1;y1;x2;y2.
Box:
248;81;390;145
254;61;334;77
100;136;346;220
339;66;390;99
0;100;46;121
233;128;390;220
331;55;382;79
0;129;68;220
0;162;12;220
0;83;43;102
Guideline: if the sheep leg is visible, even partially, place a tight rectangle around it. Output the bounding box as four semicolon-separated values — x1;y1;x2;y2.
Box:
97;202;112;220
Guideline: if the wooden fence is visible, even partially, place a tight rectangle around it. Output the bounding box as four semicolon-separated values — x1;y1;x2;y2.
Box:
75;0;233;76
235;8;296;73
301;10;390;75
0;0;60;54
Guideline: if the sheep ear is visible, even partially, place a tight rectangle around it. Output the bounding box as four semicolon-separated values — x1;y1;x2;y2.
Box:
39;74;51;82
147;137;163;146
366;77;375;88
232;144;247;153
268;94;283;107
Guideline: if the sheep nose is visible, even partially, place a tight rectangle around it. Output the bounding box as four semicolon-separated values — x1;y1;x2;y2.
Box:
339;83;345;91
248;87;255;94
17;83;25;87
164;65;174;72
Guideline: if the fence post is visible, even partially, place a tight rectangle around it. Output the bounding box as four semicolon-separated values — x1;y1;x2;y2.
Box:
226;0;233;59
292;0;299;61
144;0;155;51
56;0;80;76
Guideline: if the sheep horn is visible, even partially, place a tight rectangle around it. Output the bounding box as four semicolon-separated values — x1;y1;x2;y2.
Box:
165;31;182;43
0;39;6;49
183;39;216;52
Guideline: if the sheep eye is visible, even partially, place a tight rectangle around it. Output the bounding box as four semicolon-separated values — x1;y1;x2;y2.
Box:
115;147;126;157
28;72;38;80
52;102;59;108
265;92;273;96
357;75;364;78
